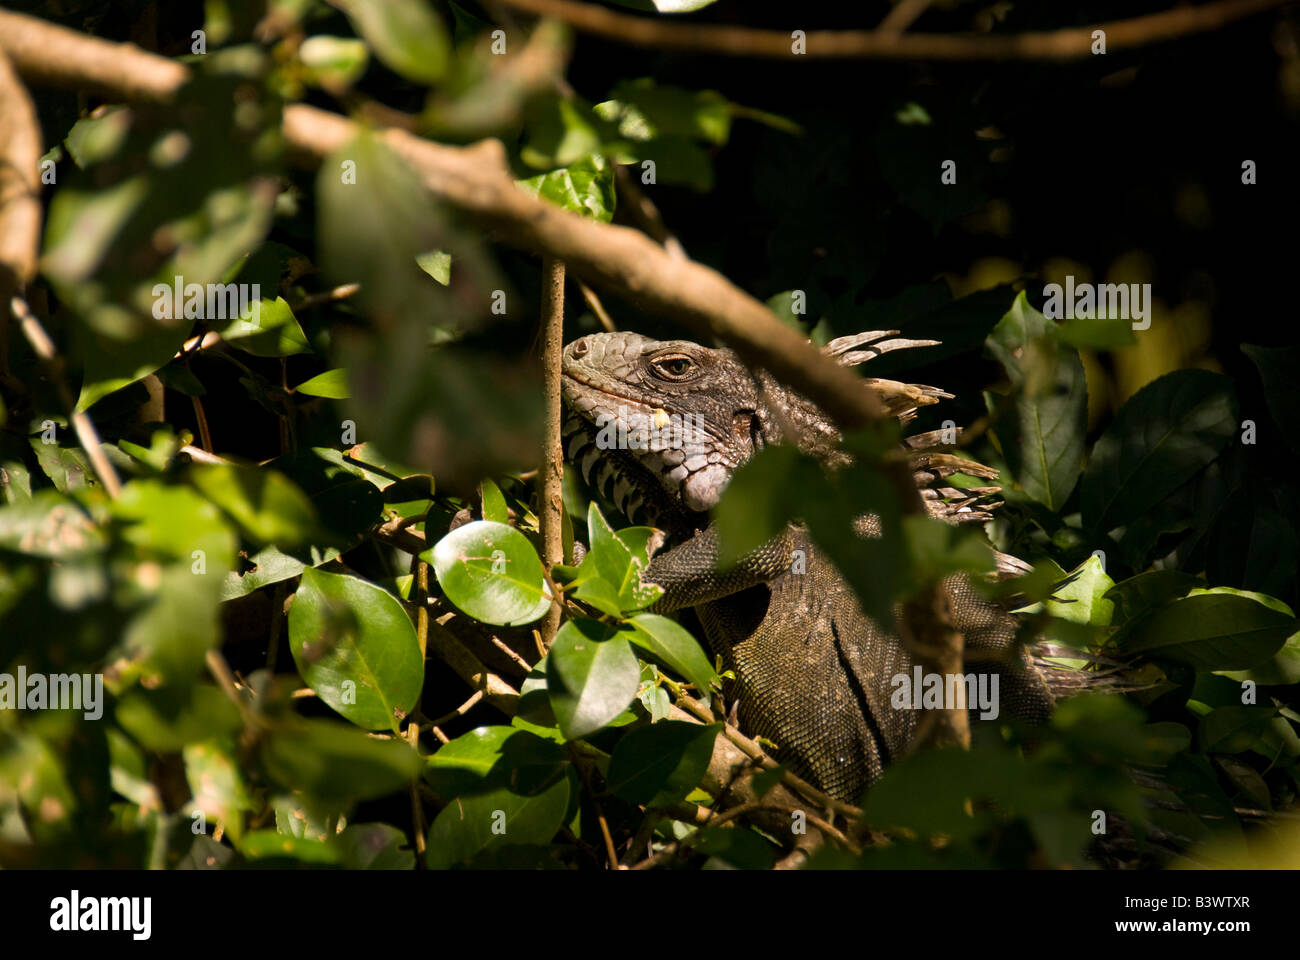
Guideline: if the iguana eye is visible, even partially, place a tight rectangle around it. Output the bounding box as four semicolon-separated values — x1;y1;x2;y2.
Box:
653;355;695;379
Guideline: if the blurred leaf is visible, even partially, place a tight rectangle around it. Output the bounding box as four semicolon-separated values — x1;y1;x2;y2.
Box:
261;718;423;806
191;463;319;548
333;0;449;84
0;491;106;559
115;686;242;752
184;738;251;844
299;35;369;92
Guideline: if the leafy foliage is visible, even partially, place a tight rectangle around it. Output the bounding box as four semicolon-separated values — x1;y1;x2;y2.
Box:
1;0;1296;872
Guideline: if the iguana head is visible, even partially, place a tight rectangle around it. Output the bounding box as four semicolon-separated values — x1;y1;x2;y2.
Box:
561;329;965;531
561;332;767;528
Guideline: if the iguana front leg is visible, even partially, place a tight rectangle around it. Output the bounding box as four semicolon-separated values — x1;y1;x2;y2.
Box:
645;526;794;612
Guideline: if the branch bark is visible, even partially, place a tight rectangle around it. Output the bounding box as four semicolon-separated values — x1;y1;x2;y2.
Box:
494;0;1290;60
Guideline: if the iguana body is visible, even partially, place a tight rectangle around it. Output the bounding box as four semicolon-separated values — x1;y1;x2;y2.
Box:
560;331;1056;803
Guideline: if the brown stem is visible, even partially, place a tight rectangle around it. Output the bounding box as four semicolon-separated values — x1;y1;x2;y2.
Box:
494;0;1289;61
538;256;566;651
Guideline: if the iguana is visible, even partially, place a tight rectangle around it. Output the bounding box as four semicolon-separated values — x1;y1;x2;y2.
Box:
560;329;1077;804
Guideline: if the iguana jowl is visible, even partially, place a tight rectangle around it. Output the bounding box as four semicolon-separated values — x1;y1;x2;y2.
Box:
560;330;1058;803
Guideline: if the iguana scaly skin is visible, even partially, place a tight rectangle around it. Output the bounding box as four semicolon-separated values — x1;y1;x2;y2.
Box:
560;330;1058;803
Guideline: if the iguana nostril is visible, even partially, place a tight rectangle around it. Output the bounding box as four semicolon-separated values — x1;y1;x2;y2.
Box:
573;338;589;357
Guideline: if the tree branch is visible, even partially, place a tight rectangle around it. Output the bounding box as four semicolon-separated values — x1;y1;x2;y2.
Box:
493;0;1290;60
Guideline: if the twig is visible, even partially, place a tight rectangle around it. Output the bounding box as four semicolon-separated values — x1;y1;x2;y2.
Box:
577;280;616;332
877;0;934;36
10;296;123;498
407;723;428;868
613;165;685;259
179;443;229;465
421;690;484;728
190;391;214;453
538;256;566;651
493;0;1290;61
266;581;287;672
289;282;360;313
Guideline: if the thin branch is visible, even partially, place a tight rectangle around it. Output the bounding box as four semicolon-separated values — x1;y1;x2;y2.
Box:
493;0;1290;60
11;297;124;498
877;0;934;36
0;45;41;374
577;280;616;332
539;256;566;651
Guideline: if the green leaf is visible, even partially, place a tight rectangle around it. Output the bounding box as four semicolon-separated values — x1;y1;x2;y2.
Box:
1198;706;1277;754
626;614;717;694
1045;554;1115;627
985;292;1087;511
334;0;449;84
479;478;508;523
425;773;570;868
426;520;551;626
517;153;616;222
288;568;423;732
76;325;193;412
294;369;350;399
1080;370;1236;533
212;296;310;357
606;720;720;807
1104;570;1202;624
424;726;567;799
240;830;341;865
190;463;319;548
546;619;641;739
219;543;343;600
1242;343;1300;455
337;823;415;869
520;97;603;169
577;503;662;611
1116;593;1296;671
